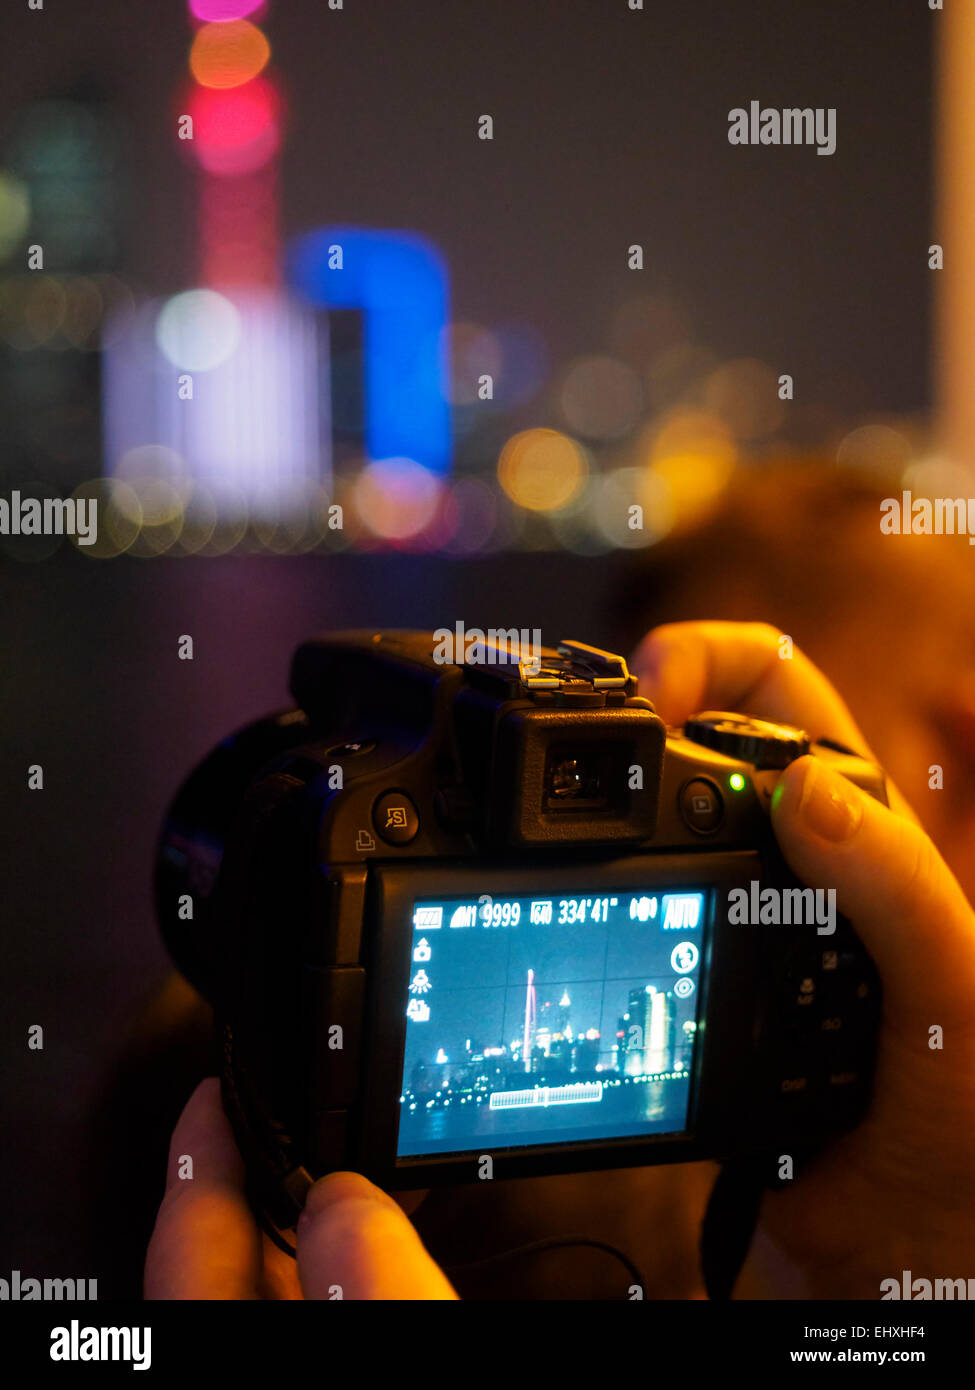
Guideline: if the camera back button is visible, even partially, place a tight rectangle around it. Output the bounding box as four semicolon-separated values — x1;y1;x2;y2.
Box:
373;791;420;845
679;778;724;834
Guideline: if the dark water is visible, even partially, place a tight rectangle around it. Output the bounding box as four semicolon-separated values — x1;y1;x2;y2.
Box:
399;1075;688;1156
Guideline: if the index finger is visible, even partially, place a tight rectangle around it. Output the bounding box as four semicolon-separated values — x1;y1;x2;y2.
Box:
631;621;916;822
296;1172;457;1301
144;1078;262;1300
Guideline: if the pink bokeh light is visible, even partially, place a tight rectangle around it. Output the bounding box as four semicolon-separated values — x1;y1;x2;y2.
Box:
183;78;282;176
188;0;266;22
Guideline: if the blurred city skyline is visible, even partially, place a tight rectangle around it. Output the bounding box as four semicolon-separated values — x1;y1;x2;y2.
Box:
0;0;940;561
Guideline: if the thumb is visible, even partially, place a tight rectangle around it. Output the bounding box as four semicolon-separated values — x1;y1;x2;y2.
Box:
296;1172;458;1300
770;757;975;1032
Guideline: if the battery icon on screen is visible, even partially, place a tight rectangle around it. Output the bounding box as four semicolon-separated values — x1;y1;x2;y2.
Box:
413;906;443;930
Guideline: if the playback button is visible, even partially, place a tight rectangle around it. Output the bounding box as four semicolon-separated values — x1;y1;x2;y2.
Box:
679;778;724;834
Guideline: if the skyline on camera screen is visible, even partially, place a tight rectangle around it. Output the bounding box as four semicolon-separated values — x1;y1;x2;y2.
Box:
396;887;707;1157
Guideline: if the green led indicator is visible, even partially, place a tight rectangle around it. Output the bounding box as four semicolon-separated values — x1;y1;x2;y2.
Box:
729;773;746;791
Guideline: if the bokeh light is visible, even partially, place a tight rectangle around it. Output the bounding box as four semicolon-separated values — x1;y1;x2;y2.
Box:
353;459;442;541
286;484;335;553
497;428;588;512
0;275;107;353
69;479;143;559
592;467;674;548
559;355;644;440
25;277;67;346
123;479;186;557
185;78;281;176
642;409;738;528
0;275;65;349
190;20;271;90
173;485;218;554
196;486;250;555
0;171;31;260
836;423;913;477
189;0;265;19
254;491;309;554
116;444;192;502
155;288;242;371
901;453;974;498
307;486;351;552
441;321;504;405
703;358;783;442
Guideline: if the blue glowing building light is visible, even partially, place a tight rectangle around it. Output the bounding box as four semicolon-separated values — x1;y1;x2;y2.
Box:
288;228;452;475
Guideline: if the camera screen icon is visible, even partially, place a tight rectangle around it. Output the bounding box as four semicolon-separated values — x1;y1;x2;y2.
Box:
413;906;443;930
670;941;699;975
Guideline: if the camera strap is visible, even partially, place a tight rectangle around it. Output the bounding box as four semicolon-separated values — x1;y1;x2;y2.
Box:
700;1159;768;1300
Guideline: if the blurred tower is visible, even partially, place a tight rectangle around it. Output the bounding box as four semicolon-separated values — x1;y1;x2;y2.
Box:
102;0;328;527
522;969;537;1074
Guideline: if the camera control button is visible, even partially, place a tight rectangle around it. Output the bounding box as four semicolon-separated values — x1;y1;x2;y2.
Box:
679;778;724;834
684;712;810;769
331;740;377;758
373;791;420;845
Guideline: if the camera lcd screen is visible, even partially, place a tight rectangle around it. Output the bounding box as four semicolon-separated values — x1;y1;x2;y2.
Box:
396;888;707;1158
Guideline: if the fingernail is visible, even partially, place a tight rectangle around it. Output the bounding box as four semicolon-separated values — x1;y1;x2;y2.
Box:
793;760;864;842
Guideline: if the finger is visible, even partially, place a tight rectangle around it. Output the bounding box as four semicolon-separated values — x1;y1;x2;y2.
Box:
632;621;868;747
631;620;916;822
771;757;975;1031
144;1077;262;1300
260;1232;304;1301
296;1171;458;1300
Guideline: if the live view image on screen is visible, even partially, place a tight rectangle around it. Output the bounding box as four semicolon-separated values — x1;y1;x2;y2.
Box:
396;887;706;1157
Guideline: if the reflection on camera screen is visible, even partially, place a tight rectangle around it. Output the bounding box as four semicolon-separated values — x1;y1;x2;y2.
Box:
397;889;707;1157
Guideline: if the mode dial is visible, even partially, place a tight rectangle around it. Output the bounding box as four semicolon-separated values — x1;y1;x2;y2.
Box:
682;712;811;769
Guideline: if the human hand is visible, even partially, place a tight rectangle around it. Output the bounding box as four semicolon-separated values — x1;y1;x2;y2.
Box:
633;621;975;1298
144;1078;457;1300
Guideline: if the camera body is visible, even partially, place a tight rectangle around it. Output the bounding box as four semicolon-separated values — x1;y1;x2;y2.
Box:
156;631;884;1230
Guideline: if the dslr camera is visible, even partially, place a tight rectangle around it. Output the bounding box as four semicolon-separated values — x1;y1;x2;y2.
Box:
156;630;884;1236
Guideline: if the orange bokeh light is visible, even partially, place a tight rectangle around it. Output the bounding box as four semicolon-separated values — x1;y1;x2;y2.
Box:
497;428;587;512
190;19;271;90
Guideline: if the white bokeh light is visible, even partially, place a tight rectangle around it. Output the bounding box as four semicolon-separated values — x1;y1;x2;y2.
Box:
155;288;242;372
